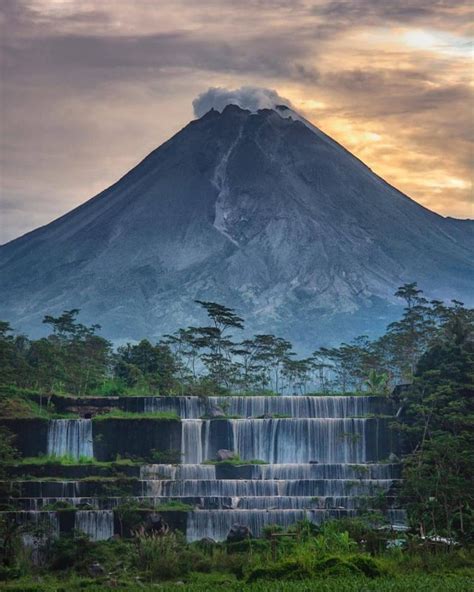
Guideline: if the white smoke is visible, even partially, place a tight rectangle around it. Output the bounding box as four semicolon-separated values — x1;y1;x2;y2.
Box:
192;86;292;117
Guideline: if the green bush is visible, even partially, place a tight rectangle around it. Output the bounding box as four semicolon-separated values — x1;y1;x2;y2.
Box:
247;559;313;582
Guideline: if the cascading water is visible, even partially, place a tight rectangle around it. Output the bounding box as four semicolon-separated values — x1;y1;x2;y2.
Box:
186;509;360;542
142;395;387;419
143;478;395;497
7;395;403;543
231;418;367;463
75;510;114;541
178;418;369;464
47;419;94;459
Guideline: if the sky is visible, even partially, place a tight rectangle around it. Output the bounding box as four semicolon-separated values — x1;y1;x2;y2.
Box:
1;0;473;244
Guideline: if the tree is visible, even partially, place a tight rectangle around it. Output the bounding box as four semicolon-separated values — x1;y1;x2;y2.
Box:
399;301;474;541
40;310;111;394
115;340;177;392
190;301;245;389
384;283;435;381
364;369;389;396
0;322;30;388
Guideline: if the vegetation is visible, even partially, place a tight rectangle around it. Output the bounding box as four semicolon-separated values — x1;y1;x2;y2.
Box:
203;455;268;466
398;303;474;543
0;517;472;590
92;410;179;421
0;283;472;587
0;284;472;397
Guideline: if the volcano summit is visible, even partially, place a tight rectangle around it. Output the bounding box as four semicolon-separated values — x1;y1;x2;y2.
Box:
1;98;472;347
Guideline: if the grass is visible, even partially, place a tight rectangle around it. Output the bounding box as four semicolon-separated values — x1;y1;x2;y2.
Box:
204;455;268;466
0;390;78;419
13;455;139;467
92;410;179;421
16;454;96;465
1;573;473;592
155;500;193;511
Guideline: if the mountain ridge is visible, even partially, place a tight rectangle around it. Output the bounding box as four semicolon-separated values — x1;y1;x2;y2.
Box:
1;104;472;349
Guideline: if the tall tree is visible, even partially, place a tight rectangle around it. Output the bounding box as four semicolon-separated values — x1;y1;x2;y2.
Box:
399;301;474;541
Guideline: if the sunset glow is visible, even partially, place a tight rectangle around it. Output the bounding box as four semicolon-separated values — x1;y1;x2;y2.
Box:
1;0;473;243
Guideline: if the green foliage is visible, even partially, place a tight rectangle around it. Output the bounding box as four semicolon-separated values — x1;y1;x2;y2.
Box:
0;311;111;395
204;454;268;466
3;284;470;397
399;306;474;542
149;449;182;463
364;369;390;396
247;558;313;582
115;339;178;393
92;410;179;421
134;530;212;581
17;454;97;465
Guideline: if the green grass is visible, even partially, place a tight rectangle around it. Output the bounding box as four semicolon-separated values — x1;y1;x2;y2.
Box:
204;456;268;466
92;409;179;421
0;389;78;419
16;454;96;465
13;455;139;467
155;500;194;511
1;574;473;592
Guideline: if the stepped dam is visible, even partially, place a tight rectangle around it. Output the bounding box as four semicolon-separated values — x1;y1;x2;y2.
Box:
1;395;405;542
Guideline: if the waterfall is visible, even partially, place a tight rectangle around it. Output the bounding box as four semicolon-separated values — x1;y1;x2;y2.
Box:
141;464;216;480
15;511;60;537
47;419;94;459
186;509;358;542
142;478;394;497
14;394;402;543
211;396;373;418
181;420;205;464
231;418;367;463
75;510;114;541
179;418;371;464
249;463;398;480
140;395;385;419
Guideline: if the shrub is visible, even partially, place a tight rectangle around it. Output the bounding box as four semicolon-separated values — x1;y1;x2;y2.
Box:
247;559;312;582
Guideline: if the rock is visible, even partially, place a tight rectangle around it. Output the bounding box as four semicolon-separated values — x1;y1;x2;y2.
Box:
227;523;253;543
198;537;217;546
217;449;236;461
207;404;226;418
87;562;105;578
144;514;169;535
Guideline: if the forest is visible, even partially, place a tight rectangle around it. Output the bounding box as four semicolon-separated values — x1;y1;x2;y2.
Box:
0;283;473;591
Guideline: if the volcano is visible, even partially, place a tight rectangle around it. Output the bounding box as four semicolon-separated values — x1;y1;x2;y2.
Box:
1;103;472;348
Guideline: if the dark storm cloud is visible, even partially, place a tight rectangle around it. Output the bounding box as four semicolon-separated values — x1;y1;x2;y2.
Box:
314;0;473;30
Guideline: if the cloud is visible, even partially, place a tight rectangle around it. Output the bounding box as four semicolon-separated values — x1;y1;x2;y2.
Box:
192;86;292;117
1;0;473;243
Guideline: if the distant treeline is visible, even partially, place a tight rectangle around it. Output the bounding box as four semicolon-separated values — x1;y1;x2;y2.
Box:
0;282;472;397
0;283;473;542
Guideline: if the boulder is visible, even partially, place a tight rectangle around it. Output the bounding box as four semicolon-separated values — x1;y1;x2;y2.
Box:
227;523;253;543
144;513;169;535
216;449;236;461
87;562;105;578
207;404;226;418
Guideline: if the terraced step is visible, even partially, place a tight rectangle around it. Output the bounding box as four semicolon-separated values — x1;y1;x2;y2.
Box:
140;463;401;480
5;478;399;498
1;507;407;542
7;495;400;511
